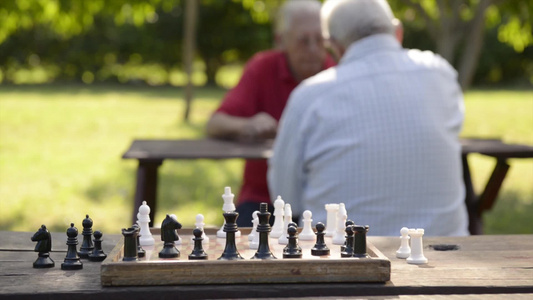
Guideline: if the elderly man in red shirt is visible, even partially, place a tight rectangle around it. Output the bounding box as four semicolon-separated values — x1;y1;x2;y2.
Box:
206;0;335;226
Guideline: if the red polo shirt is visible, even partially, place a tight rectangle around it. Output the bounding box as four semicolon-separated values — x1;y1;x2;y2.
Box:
216;50;335;206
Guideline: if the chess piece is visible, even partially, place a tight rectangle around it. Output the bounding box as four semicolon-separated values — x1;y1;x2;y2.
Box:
353;225;370;258
169;214;182;245
31;224;55;268
193;214;209;245
189;228;208;260
396;227;411;259
270;196;285;238
159;214;182;258
217;187;241;238
332;203;347;245
341;225;355;257
88;231;107;262
122;227;138;261
249;212;260;250
407;228;428;264
311;222;330;256
61;223;83;270
251;203;276;259
78;214;94;258
278;203;293;245
137;201;155;246
218;211;244;260
283;225;302;259
132;224;145;258
324;203;339;237
299;210;315;241
341;219;355;252
248;210;259;242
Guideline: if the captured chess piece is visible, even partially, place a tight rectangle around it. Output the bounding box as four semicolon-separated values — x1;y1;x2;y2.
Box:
61;223;83;270
299;210;315;241
88;231;107;262
31;224;55;268
132;224;145;258
137;201;155;246
159;214;182;258
341;225;355;257
396;227;411;259
283;225;302;259
406;228;428;264
122;227;138;261
218;211;244;260
311;222;330;256
189;228;208;260
78;214;94;258
251;203;276;259
353;225;370;258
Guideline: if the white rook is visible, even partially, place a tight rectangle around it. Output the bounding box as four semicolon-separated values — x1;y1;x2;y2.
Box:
324;204;339;237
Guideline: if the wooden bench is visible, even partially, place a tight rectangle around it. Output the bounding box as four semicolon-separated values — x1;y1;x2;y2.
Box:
122;138;533;234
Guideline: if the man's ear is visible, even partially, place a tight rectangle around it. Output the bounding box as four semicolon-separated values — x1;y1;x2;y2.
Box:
393;18;403;44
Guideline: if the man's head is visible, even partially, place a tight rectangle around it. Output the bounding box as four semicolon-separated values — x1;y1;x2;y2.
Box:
321;0;400;59
276;0;327;82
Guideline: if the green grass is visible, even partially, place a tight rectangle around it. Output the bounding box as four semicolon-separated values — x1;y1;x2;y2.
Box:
0;85;531;234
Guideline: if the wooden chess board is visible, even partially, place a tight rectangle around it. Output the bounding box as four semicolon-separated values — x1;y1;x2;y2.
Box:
101;228;390;286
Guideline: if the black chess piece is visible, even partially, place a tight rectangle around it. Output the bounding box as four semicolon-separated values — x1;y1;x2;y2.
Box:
88;231;107;262
341;225;355;257
218;211;244;260
122;227;138;261
158;214;182;259
78;214;94;258
251;203;276;259
353;225;370;258
61;223;83;270
283;225;302;259
132;224;145;258
31;224;55;268
311;222;330;256
189;228;208;260
341;219;355;252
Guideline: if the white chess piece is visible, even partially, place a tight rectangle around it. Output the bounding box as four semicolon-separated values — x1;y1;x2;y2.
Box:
169;214;182;245
137;201;155;246
332;203;347;245
278;203;292;245
270;196;285;238
249;214;260;249
248;211;259;241
407;228;428;264
324;204;339;237
396;227;411;259
217;187;241;238
192;214;209;245
299;210;315;241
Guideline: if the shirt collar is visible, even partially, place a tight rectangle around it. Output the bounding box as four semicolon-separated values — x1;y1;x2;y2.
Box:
340;34;401;65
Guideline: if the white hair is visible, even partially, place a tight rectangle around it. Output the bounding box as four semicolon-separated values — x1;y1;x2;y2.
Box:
322;0;396;48
276;0;322;35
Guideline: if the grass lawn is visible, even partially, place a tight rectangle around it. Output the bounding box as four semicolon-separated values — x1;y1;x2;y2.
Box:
0;84;531;234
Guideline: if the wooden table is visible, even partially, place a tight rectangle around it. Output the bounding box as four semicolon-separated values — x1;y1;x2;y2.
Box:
1;231;532;299
122;138;533;234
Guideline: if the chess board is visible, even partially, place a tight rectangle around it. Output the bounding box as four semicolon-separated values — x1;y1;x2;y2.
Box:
101;228;390;286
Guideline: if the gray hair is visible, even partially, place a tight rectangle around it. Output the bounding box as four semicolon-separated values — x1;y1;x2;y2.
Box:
322;0;396;48
276;0;322;36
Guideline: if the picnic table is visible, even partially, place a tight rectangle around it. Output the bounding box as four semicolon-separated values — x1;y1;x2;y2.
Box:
1;230;532;299
122;138;533;234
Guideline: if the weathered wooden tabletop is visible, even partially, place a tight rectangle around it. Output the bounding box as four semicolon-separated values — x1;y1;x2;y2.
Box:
1;231;532;299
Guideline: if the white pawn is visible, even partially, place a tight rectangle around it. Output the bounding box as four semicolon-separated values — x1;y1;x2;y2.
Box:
249;214;260;249
248;211;259;241
299;210;315;241
324;203;339;237
192;214;209;245
217;187;241;238
396;227;411;259
407;228;428;264
270;196;285;239
169;214;182;245
332;203;347;245
278;203;292;245
137;201;154;246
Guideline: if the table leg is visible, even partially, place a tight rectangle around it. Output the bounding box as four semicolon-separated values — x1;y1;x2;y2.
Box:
478;158;510;213
462;154;483;235
132;160;163;227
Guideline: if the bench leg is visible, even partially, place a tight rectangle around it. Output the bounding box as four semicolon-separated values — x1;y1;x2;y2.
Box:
463;154;483;235
478;159;510;213
132;160;163;227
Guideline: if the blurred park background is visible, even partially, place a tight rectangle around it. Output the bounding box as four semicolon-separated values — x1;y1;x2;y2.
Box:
0;0;532;235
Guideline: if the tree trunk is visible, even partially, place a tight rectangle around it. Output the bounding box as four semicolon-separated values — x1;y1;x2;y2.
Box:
183;0;198;122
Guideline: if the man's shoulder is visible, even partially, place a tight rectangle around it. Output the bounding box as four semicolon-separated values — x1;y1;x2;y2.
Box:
247;50;284;67
405;48;457;78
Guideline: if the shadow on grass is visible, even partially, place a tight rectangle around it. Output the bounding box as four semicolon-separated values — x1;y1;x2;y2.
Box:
483;190;533;234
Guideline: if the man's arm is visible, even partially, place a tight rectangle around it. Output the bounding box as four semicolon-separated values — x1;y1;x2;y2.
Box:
206;112;278;141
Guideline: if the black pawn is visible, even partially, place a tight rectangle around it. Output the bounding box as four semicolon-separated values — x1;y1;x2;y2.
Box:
341;225;355;257
311;222;330;256
341;219;355;252
283;226;302;259
78;214;94;258
189;228;208;260
132;224;145;258
251;203;276;260
88;231;107;262
122;227;138;261
31;224;55;268
218;211;244;260
353;225;370;258
61;223;83;270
